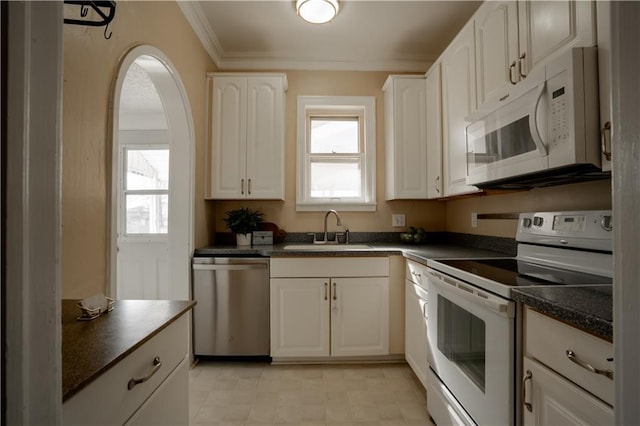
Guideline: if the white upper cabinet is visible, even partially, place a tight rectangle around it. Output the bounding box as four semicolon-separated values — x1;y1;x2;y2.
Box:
441;20;481;197
383;75;428;200
475;0;597;109
425;63;443;199
596;1;612;172
475;1;520;109
518;1;596;78
207;73;287;200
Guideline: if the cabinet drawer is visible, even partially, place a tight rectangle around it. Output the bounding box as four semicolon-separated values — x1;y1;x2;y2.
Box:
525;308;613;405
406;259;428;288
63;315;189;425
271;257;389;278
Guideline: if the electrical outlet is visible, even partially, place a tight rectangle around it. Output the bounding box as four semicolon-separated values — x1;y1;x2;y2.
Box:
392;214;406;227
471;212;478;228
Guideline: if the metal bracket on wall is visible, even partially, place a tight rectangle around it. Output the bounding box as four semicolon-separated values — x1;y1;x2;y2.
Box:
476;213;521;220
63;1;116;40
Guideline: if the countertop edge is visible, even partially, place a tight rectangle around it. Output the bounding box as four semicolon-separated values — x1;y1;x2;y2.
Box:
512;289;612;342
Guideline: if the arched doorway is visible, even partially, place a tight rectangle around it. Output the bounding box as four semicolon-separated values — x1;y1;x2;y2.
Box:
110;46;194;301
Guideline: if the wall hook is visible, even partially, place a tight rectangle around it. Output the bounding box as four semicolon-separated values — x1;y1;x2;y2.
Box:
103;23;112;39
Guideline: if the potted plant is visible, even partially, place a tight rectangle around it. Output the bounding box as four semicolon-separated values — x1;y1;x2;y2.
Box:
223;207;264;246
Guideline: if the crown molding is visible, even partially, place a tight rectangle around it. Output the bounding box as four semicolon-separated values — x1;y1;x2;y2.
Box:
177;2;223;66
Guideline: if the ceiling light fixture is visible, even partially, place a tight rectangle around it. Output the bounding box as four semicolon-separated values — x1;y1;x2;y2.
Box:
296;0;339;24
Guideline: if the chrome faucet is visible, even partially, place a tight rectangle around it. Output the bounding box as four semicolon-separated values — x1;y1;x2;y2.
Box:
322;209;342;244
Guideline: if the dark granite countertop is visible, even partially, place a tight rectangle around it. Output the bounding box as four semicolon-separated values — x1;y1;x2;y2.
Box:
193;242;512;264
512;286;613;342
62;299;196;402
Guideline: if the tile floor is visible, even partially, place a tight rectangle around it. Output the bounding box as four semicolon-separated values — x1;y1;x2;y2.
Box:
189;361;435;426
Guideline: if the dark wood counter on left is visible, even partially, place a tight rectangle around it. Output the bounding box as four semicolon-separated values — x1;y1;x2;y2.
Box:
62;299;195;402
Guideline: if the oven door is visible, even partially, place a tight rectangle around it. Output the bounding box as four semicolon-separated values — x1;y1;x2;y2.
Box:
466;66;548;186
426;268;515;426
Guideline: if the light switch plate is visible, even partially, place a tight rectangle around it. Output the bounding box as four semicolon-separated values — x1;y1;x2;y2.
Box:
392;214;406;227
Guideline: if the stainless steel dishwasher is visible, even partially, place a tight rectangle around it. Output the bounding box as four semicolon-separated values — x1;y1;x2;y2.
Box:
192;257;270;357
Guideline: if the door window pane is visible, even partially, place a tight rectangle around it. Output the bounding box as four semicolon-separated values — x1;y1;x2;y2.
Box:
310;161;362;198
437;295;486;392
125;194;168;234
309;118;359;153
126;149;169;190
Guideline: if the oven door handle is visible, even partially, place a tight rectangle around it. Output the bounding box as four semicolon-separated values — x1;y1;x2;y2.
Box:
427;270;514;318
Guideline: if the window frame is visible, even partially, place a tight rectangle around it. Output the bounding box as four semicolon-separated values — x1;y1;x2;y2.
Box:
296;96;376;212
119;144;170;240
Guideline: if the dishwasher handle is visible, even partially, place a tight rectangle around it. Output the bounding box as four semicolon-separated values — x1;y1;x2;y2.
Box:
192;263;268;271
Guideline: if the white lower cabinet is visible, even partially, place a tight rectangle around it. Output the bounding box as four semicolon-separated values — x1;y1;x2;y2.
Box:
404;260;429;389
522;307;614;425
270;257;389;359
522;357;614;426
63;315;189;426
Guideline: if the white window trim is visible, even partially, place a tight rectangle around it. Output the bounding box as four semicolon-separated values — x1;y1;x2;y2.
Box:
119;143;170;241
296;95;377;212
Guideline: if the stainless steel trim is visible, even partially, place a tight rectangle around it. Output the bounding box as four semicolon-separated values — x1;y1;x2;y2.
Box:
566;349;614;380
128;357;162;390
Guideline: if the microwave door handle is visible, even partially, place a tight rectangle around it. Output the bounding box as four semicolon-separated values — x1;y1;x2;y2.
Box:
529;82;548;156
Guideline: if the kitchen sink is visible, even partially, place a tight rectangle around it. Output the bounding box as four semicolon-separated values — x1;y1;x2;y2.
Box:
282;244;372;251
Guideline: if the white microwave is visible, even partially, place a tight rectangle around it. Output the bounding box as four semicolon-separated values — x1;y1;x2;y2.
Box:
465;47;603;188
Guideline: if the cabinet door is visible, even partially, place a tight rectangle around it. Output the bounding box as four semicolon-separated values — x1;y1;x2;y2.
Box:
425;64;443;199
384;77;428;200
330;277;389;357
522;357;614;426
405;280;428;389
270;278;330;357
518;0;596;78
475;1;519;107
126;357;189;426
246;77;285;199
210;76;247;199
441;21;480;197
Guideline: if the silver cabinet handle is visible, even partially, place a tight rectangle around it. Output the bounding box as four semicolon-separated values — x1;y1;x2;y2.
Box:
332;282;337;301
435;176;440;194
566;350;614;380
241;178;245;195
522;369;533;412
509;60;518;85
324;282;328;301
128;356;162;390
248;178;252;195
601;121;612;161
518;52;527;79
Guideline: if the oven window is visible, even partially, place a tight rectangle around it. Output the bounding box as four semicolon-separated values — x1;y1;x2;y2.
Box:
437;295;486;392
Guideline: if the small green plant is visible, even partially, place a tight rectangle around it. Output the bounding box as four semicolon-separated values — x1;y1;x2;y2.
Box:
223;207;264;234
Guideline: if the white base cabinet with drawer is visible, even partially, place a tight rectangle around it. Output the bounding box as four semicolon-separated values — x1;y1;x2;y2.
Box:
63;315;189;426
404;260;429;389
270;257;389;359
522;308;614;425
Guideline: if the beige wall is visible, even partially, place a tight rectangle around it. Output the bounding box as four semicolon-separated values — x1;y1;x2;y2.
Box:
446;179;612;238
212;70;447;235
62;2;216;298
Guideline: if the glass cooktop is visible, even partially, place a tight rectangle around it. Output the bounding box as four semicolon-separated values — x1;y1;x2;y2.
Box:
436;258;612;287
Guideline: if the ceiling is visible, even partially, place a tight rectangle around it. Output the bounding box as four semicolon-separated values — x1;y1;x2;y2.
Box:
178;1;482;72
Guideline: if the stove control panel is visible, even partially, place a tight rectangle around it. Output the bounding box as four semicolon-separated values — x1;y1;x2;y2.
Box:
517;210;612;252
